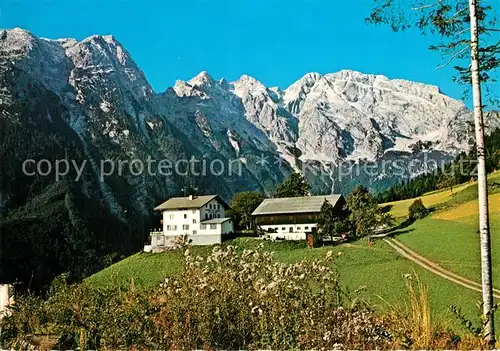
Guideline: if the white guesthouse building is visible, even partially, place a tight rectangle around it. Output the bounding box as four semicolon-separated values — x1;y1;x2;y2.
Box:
147;195;233;250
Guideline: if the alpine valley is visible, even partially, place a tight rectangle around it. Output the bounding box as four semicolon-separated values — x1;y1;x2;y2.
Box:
0;28;498;288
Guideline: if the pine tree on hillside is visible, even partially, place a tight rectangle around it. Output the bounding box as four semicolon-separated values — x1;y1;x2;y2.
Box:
274;173;310;198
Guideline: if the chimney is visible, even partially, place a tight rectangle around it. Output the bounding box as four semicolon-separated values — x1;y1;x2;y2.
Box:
188;195;193;200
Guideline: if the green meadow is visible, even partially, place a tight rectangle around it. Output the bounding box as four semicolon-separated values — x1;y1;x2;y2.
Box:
86;171;500;336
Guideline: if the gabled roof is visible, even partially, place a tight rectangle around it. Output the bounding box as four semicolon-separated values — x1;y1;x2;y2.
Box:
252;195;343;216
201;217;232;224
154;195;228;211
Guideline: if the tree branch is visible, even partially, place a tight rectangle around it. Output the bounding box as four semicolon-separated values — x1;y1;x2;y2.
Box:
436;46;469;70
412;0;443;11
451;7;468;19
456;26;471;36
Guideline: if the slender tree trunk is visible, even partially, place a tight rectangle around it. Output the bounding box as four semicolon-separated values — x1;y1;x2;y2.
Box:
468;0;495;345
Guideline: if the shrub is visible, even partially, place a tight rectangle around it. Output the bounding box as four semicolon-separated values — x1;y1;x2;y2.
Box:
408;199;429;220
154;245;396;349
1;246;395;350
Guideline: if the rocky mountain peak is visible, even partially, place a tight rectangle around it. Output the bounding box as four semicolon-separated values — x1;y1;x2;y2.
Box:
0;28;39;61
235;74;261;84
102;35;117;43
188;70;215;87
282;72;323;114
68;34;133;69
232;74;269;99
65;34;153;100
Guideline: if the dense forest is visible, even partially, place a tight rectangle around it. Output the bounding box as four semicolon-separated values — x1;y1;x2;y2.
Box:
0;65;151;291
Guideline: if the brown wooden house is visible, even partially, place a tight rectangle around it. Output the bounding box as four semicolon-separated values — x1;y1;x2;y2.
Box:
252;195;346;240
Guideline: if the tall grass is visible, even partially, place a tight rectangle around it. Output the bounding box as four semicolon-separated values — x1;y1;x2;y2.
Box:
378;272;465;349
407;275;432;348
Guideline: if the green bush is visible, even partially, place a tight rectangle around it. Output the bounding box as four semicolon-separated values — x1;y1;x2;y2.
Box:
408;199;429;220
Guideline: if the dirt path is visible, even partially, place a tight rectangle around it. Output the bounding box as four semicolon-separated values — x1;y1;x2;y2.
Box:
342;242;394;253
384;238;500;300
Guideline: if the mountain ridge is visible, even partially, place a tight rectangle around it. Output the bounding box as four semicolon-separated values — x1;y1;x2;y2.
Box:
2;28;495;198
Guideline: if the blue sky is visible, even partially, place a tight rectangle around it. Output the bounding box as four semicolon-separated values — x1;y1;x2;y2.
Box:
1;0;471;104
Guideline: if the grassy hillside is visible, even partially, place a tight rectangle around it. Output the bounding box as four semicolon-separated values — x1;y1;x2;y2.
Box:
383;182;475;219
86;171;500;335
86;235;498;333
386;171;500;288
395;210;500;285
385;171;500;219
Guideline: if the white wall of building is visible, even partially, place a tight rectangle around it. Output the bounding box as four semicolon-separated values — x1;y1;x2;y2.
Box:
162;234;222;247
259;223;317;241
151;232;166;247
160;198;226;236
0;284;13;319
162;208;201;235
266;232;306;240
199;222;222;235
259;223;317;233
197;220;234;235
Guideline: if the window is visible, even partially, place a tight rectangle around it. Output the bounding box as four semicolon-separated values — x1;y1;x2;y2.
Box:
169;214;174;219
217;204;220;210
192;230;197;235
192;210;196;214
210;224;217;230
281;227;286;231
201;224;207;230
205;214;209;219
305;226;309;230
183;214;187;219
206;204;209;208
217;214;220;218
182;224;189;230
192;219;197;224
297;227;301;230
